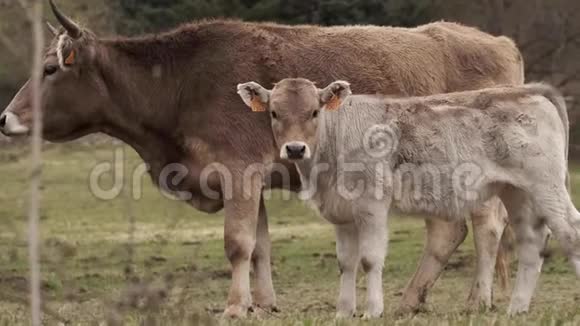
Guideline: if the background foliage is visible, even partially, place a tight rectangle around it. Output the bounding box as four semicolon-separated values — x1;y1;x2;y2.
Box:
112;0;433;34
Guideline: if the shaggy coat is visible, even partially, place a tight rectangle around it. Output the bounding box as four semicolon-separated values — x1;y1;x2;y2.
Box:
239;78;577;317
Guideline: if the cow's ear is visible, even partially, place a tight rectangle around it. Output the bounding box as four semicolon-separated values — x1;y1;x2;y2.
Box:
64;49;76;65
237;82;271;112
56;34;80;69
319;81;351;111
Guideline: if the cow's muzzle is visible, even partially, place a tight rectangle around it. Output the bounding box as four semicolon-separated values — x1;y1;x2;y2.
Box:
0;112;30;136
281;141;311;161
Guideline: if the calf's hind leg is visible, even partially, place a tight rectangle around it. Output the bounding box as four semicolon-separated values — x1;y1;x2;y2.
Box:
501;188;549;316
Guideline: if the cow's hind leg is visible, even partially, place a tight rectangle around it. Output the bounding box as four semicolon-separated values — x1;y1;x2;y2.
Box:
467;197;508;311
397;218;468;315
357;202;388;319
251;195;277;312
335;223;360;319
501;188;548;316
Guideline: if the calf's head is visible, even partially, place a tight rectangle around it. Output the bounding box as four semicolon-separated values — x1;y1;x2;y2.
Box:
0;0;109;141
237;78;351;161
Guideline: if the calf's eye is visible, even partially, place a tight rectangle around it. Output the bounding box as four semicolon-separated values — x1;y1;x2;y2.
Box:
271;111;278;119
312;110;320;119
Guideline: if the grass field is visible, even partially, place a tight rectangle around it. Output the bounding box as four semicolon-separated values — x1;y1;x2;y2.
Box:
0;142;579;325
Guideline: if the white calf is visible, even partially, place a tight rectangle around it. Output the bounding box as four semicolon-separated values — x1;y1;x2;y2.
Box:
237;78;579;317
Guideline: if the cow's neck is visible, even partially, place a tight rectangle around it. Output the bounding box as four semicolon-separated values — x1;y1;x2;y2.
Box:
96;44;188;183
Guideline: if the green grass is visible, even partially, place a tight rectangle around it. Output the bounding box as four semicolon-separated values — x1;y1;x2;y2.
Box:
0;142;579;325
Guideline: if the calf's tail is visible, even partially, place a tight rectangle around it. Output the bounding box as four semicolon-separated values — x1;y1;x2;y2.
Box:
531;83;570;192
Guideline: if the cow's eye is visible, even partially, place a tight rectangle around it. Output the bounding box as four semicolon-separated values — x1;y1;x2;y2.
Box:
271;111;278;120
44;65;58;76
312;110;320;119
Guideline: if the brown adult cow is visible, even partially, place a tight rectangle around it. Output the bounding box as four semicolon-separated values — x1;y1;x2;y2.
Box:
0;0;524;318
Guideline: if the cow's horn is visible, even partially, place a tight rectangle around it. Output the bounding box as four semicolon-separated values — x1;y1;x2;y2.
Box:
49;0;81;39
46;21;59;36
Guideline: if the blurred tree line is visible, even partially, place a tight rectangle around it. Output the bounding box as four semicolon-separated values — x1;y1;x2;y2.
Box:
1;0;580;147
112;0;432;34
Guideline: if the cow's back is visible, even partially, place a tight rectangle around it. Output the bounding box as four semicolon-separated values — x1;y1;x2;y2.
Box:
415;22;524;90
163;20;525;177
222;21;524;97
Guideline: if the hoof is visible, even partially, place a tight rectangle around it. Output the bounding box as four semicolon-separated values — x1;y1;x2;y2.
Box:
254;290;277;309
223;304;249;319
394;304;417;317
335;310;356;319
508;298;531;317
253;304;280;317
362;311;383;319
253;297;279;313
464;301;494;314
507;306;529;317
395;303;430;317
260;304;280;313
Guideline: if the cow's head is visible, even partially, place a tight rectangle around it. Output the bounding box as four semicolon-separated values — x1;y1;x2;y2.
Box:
237;78;351;161
0;0;108;141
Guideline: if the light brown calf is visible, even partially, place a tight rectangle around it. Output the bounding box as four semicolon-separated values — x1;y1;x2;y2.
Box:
238;78;576;317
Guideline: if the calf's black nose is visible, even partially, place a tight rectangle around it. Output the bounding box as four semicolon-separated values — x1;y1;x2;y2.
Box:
286;144;306;159
0;114;6;129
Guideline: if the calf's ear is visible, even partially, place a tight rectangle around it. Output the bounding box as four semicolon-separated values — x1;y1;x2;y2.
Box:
237;82;271;112
319;81;352;111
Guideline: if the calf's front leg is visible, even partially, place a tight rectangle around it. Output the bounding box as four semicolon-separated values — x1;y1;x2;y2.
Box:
357;202;388;319
223;175;262;318
335;223;360;319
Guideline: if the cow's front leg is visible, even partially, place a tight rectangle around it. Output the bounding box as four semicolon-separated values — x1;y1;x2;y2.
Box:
467;197;508;311
223;173;262;318
397;218;468;315
251;194;277;311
